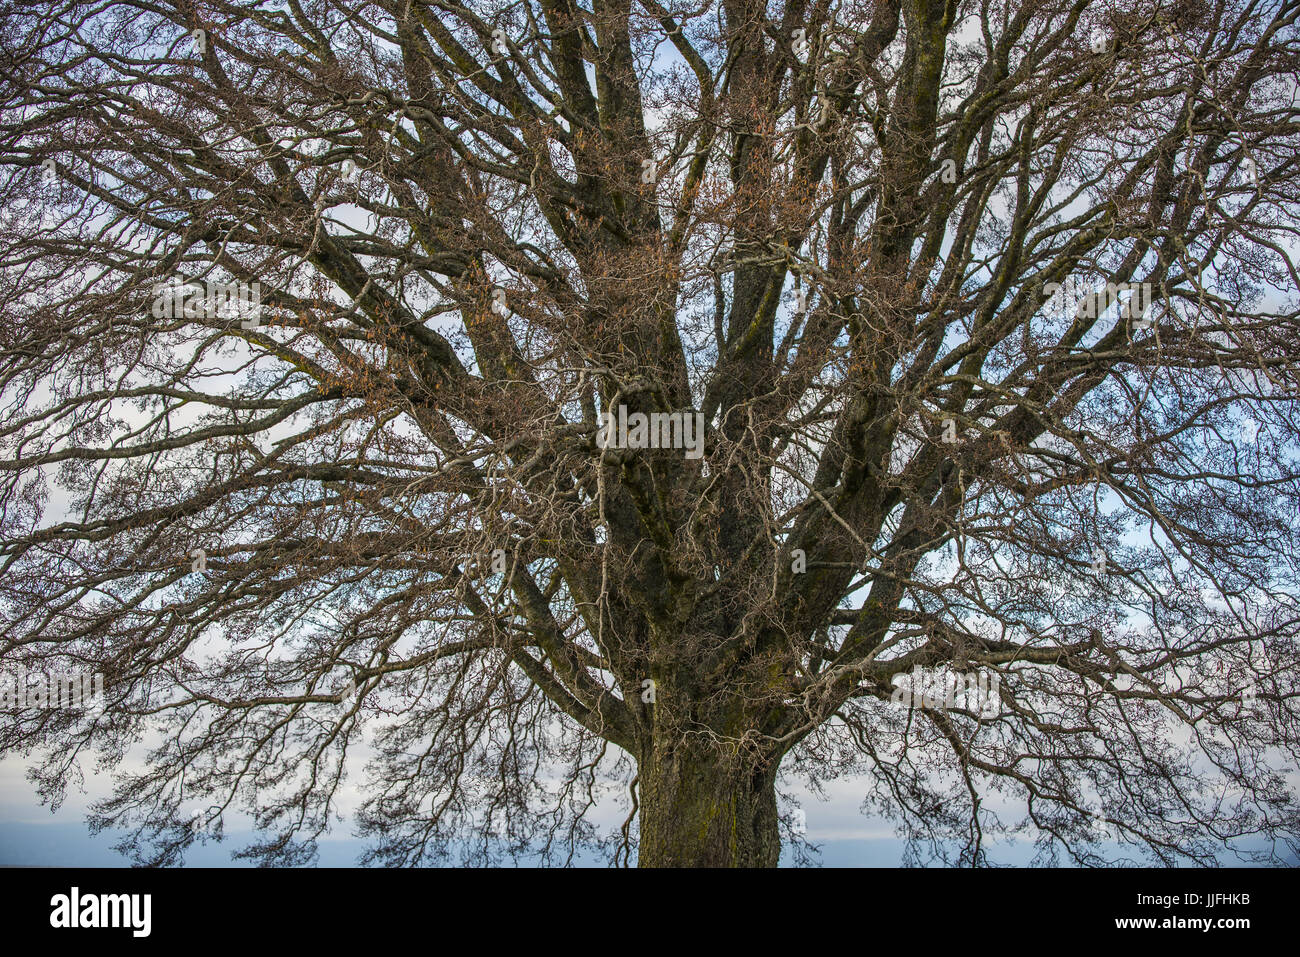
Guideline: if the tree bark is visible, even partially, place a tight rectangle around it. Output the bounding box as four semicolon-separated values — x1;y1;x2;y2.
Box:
637;741;781;868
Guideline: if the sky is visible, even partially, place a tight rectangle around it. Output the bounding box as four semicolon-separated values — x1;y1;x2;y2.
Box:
0;750;1037;867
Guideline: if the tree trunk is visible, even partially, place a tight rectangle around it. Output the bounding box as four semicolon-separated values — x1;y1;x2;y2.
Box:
637;741;781;868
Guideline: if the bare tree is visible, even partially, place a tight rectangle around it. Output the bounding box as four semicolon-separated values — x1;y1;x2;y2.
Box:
0;0;1298;868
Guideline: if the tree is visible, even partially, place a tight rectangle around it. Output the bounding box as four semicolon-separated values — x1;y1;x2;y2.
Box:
0;0;1298;868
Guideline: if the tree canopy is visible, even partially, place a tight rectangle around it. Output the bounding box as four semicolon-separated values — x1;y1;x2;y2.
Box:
1;0;1298;867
